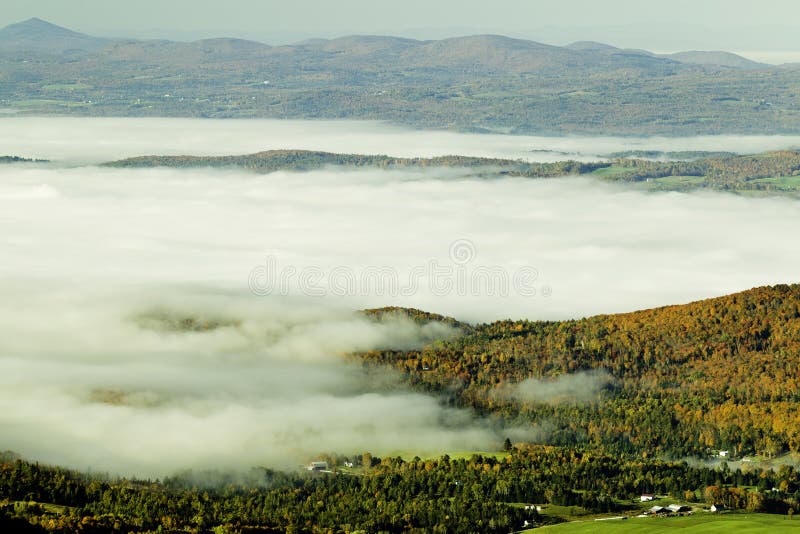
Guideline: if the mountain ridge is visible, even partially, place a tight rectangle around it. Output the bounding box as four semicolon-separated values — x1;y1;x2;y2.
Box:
1;17;795;136
666;50;770;69
0;17;768;70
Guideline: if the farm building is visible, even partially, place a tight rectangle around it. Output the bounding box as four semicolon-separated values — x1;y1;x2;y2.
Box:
667;504;691;513
307;461;329;471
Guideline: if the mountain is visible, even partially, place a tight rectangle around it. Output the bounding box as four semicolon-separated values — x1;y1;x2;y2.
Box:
191;37;271;54
318;35;421;55
398;34;682;74
406;34;568;67
0;18;776;74
1;18;795;136
0;17;110;54
666;50;770;69
98;36;272;64
0;18;753;74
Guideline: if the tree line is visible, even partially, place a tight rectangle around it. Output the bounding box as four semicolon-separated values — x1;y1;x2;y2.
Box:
1;445;798;532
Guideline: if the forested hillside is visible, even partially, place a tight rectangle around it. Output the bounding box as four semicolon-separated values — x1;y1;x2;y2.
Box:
103;150;603;176
358;284;800;457
103;149;800;195
2;285;800;532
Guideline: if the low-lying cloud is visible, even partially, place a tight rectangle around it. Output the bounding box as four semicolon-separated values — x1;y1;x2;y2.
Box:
2;162;799;321
2;117;800;164
497;370;615;405
2;118;800;476
0;286;504;477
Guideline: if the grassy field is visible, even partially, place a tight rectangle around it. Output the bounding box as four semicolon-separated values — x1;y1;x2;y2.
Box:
589;167;710;190
41;82;93;92
751;175;800;190
532;513;797;533
10;501;74;515
590;165;630;177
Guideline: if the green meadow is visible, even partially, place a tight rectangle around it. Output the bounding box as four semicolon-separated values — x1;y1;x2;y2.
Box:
533;513;797;533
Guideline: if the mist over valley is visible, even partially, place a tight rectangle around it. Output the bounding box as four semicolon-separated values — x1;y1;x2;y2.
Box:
3;3;800;529
1;119;799;482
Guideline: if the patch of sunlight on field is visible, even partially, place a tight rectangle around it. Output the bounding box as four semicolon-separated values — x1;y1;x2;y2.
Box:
534;513;798;533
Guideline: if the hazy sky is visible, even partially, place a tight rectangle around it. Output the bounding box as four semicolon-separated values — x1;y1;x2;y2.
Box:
3;0;800;51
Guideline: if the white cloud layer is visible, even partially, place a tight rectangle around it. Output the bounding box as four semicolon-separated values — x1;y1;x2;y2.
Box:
1;161;798;321
0;287;500;477
2;118;800;476
3;117;800;164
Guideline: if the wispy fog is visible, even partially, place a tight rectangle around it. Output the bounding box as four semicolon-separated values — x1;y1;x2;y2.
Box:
497;370;615;405
3;118;800;165
2;118;800;476
0;286;505;477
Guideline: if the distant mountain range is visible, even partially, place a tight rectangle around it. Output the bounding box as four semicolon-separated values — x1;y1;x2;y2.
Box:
0;18;774;70
1;18;798;135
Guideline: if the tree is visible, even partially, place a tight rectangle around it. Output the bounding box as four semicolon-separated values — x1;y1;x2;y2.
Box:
362;452;373;469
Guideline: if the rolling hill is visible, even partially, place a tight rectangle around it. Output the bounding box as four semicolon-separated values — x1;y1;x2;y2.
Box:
100;148;800;196
358;283;800;457
666;50;769;70
0;17;110;54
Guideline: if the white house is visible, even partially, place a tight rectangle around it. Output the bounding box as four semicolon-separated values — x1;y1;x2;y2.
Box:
640;494;656;502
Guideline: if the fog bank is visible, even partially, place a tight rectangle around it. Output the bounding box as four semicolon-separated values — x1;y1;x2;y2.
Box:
3;118;800;476
0;286;505;477
1;163;798;321
2;117;800;164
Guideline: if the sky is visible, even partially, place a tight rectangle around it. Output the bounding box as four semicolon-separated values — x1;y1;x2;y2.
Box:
3;0;800;53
